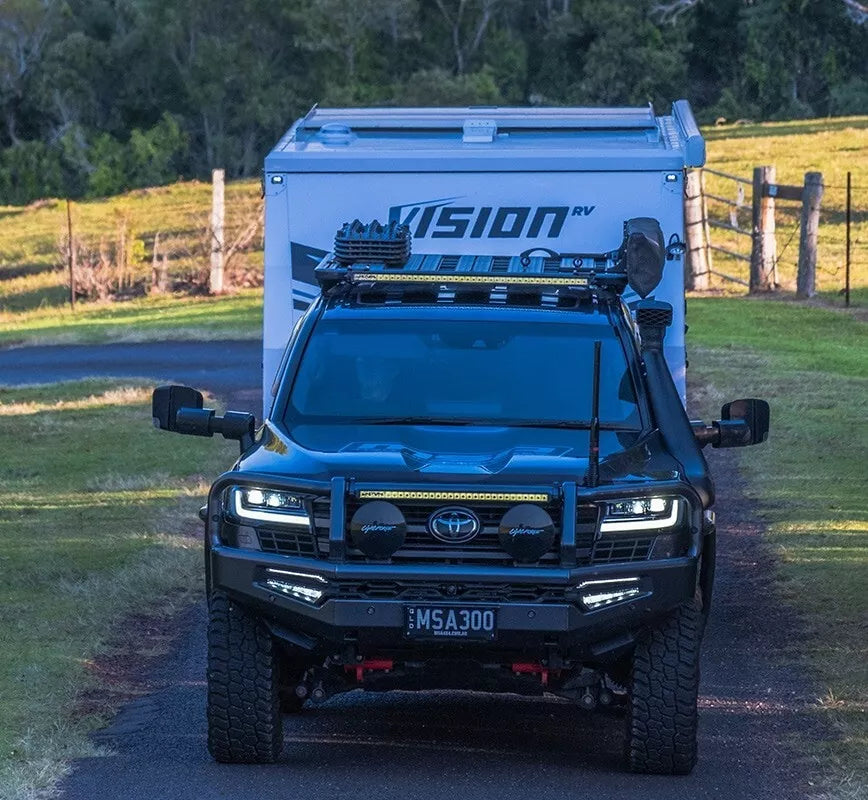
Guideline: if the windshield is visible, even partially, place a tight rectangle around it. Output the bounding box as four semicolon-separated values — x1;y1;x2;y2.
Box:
284;311;642;429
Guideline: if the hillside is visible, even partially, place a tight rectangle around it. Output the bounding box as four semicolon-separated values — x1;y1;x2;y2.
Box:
0;116;865;320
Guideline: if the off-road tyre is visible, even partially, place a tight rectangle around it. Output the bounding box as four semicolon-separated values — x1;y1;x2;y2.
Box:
626;593;703;775
207;591;283;763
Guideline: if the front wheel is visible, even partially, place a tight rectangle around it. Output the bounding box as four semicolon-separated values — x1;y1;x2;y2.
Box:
626;593;703;774
206;591;284;763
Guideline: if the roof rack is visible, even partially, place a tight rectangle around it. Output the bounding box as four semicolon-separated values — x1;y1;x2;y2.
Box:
314;252;628;294
314;218;668;298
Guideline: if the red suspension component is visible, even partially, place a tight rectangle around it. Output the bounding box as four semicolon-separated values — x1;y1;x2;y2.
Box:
511;662;552;686
346;659;394;683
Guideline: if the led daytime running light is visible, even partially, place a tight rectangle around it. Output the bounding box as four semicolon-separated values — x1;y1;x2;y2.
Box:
232;489;310;526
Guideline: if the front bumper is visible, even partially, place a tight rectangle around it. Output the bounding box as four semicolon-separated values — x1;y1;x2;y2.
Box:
207;473;705;658
210;544;697;656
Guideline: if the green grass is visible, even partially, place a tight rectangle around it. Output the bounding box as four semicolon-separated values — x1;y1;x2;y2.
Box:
0;289;262;346
0;380;237;798
688;297;868;787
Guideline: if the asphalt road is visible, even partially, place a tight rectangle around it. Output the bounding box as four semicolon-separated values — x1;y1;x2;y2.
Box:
4;341;817;799
0;340;261;394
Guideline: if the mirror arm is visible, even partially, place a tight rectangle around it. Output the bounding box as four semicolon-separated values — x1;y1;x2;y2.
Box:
690;420;719;448
691;419;753;449
175;407;256;453
714;419;752;448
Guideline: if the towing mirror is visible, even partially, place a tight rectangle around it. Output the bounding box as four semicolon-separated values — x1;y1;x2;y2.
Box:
152;385;203;431
151;385;256;453
719;398;770;447
691;398;770;449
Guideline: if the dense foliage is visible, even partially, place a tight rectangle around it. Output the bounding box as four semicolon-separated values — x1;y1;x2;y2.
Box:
1;0;865;204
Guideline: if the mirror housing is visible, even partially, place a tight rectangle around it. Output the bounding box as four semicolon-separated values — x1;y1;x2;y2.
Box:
719;398;770;447
151;385;256;453
692;398;770;449
152;385;203;431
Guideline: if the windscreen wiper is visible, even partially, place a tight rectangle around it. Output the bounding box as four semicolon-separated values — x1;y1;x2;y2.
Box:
505;420;636;430
348;416;479;426
348;416;634;430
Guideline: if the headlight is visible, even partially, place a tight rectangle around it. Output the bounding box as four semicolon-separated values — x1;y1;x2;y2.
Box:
599;496;683;533
230;486;310;527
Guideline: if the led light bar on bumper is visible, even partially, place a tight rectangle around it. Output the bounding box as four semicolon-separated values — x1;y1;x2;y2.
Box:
599;496;684;533
229;486;310;527
261;568;327;605
578;578;649;611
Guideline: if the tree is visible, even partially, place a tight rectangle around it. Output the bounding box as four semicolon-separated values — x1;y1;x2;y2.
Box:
0;0;62;144
431;0;507;75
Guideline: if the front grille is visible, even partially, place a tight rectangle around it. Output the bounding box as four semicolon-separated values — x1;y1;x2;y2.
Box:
333;579;569;604
257;527;318;557
312;497;331;558
345;499;564;565
575;504;598;564
251;495;642;566
591;536;654;563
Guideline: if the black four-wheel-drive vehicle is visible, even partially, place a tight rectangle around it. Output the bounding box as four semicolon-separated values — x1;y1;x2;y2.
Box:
152;220;769;774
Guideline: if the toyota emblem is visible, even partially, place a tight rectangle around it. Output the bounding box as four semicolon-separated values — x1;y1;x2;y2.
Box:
427;507;481;544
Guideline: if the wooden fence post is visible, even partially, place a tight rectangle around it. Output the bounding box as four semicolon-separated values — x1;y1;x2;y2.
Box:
796;171;823;299
66;199;76;310
210;168;225;294
684;169;710;290
750;165;777;292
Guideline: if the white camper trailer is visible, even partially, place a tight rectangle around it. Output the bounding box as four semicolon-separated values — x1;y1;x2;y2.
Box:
262;102;705;410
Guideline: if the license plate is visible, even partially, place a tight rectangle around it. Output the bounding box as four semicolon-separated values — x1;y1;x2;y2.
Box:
404;605;497;640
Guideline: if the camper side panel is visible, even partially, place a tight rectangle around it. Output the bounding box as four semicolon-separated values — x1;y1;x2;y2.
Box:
263;169;686;409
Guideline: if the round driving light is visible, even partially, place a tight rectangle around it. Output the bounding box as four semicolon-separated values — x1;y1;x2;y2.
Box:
350;501;406;559
498;504;555;562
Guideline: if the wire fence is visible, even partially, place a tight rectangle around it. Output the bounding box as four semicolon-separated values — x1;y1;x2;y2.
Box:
699;166;865;304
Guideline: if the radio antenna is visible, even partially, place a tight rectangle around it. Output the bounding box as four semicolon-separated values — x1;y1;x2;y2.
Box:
586;340;601;488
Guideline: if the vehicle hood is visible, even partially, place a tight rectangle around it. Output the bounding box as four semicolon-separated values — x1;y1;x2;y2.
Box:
235;421;683;488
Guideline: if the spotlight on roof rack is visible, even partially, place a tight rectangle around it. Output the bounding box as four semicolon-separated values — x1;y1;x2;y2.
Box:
334;219;411;267
621;217;665;298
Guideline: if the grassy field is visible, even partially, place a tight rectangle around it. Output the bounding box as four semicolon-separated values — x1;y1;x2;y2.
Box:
0;116;864;342
688;298;867;792
0;180;261;313
702;117;868;301
0;379;236;799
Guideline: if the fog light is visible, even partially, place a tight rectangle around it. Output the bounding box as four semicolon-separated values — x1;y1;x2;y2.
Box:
350;501;406;559
578;578;645;611
498;504;555;562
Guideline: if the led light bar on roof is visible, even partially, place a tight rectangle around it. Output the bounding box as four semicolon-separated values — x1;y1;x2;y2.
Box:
359;273;589;287
356;490;551;503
